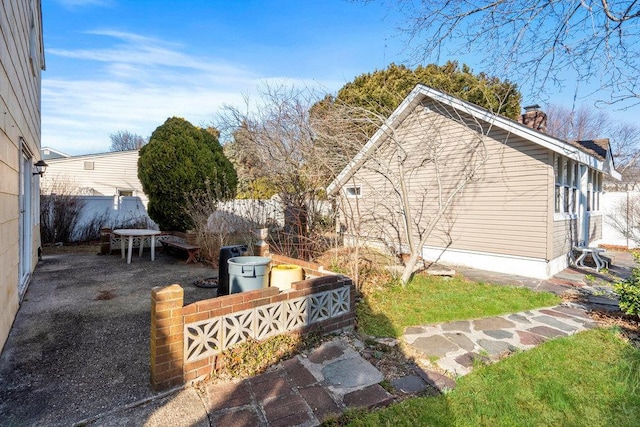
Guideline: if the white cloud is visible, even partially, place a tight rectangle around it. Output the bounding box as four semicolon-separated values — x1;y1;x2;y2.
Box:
42;31;262;154
42;30;342;155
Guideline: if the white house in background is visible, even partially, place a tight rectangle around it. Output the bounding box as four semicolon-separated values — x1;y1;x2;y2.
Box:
41;149;149;207
1;0;46;352
40;146;70;160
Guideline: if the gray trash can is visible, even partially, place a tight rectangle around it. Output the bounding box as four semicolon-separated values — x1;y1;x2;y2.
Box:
218;245;248;296
227;256;271;294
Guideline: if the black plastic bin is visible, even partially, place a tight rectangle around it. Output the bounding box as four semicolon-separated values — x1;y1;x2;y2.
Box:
217;245;248;296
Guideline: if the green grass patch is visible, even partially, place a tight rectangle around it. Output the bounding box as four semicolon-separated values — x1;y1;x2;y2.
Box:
342;328;640;426
357;274;560;337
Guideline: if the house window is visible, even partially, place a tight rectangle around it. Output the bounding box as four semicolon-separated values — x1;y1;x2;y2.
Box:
554;155;561;213
587;170;601;212
84;161;94;170
118;189;134;197
344;186;362;198
571;162;579;214
554;155;578;215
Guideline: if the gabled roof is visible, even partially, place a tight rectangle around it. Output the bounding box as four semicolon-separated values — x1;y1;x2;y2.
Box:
570;139;609;162
41;146;70;160
327;84;621;195
44;149;139;163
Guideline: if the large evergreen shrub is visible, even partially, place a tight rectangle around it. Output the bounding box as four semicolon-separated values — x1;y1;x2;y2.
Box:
138;117;237;232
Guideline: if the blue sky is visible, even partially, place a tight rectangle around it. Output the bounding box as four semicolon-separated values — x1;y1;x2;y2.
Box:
42;0;639;155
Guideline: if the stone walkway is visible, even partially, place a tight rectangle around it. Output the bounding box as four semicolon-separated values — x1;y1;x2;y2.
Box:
404;303;597;376
202;340;393;426
90;336;454;427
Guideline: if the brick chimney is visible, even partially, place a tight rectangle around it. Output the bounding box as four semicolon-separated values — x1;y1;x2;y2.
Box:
518;104;547;133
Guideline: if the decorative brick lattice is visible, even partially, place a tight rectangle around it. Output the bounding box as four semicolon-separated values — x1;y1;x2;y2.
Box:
184;288;351;363
331;286;351;317
285;297;309;331
255;303;284;340
185;317;223;362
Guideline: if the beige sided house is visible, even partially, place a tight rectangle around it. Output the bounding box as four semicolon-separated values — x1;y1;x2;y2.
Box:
1;0;46;351
327;85;620;279
41;149;148;207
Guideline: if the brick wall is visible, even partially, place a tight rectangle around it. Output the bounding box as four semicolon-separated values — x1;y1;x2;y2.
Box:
150;258;355;391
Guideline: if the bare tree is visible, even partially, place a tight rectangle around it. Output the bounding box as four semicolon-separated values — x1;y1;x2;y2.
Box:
217;84;335;260
545;103;640;186
109;130;147;151
545;104;610;142
371;0;640;105
40;178;86;244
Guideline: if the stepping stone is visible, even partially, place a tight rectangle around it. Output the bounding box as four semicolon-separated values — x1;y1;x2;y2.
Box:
391;375;428;394
483;330;513;339
478;339;513;356
527;326;567;338
404;326;426;335
553;305;591;318
508;314;531;324
441;320;471;333
517;330;547;346
343;384;393;409
443;332;475;351
473;317;515;330
539;309;573;319
414;367;456;392
531;315;578;332
321;357;383;388
412;335;459;358
454;352;491;368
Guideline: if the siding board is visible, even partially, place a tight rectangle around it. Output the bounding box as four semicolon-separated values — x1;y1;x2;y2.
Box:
342;101;551;259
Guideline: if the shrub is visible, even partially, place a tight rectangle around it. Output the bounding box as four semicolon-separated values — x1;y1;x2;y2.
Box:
40;179;86;244
138;118;237;232
614;254;640;318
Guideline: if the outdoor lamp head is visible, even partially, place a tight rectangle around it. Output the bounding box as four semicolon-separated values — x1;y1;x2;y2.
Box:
33;159;48;176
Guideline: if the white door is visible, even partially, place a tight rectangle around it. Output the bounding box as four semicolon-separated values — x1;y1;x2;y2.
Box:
19;150;33;297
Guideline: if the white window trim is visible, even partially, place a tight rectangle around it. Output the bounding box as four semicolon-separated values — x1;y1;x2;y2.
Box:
554;212;577;222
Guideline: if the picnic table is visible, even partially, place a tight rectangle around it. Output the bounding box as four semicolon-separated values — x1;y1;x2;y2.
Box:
113;229;161;264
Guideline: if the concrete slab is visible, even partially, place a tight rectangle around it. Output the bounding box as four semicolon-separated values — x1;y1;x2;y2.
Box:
0;251;216;426
321;357;383;389
90;388;209;427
